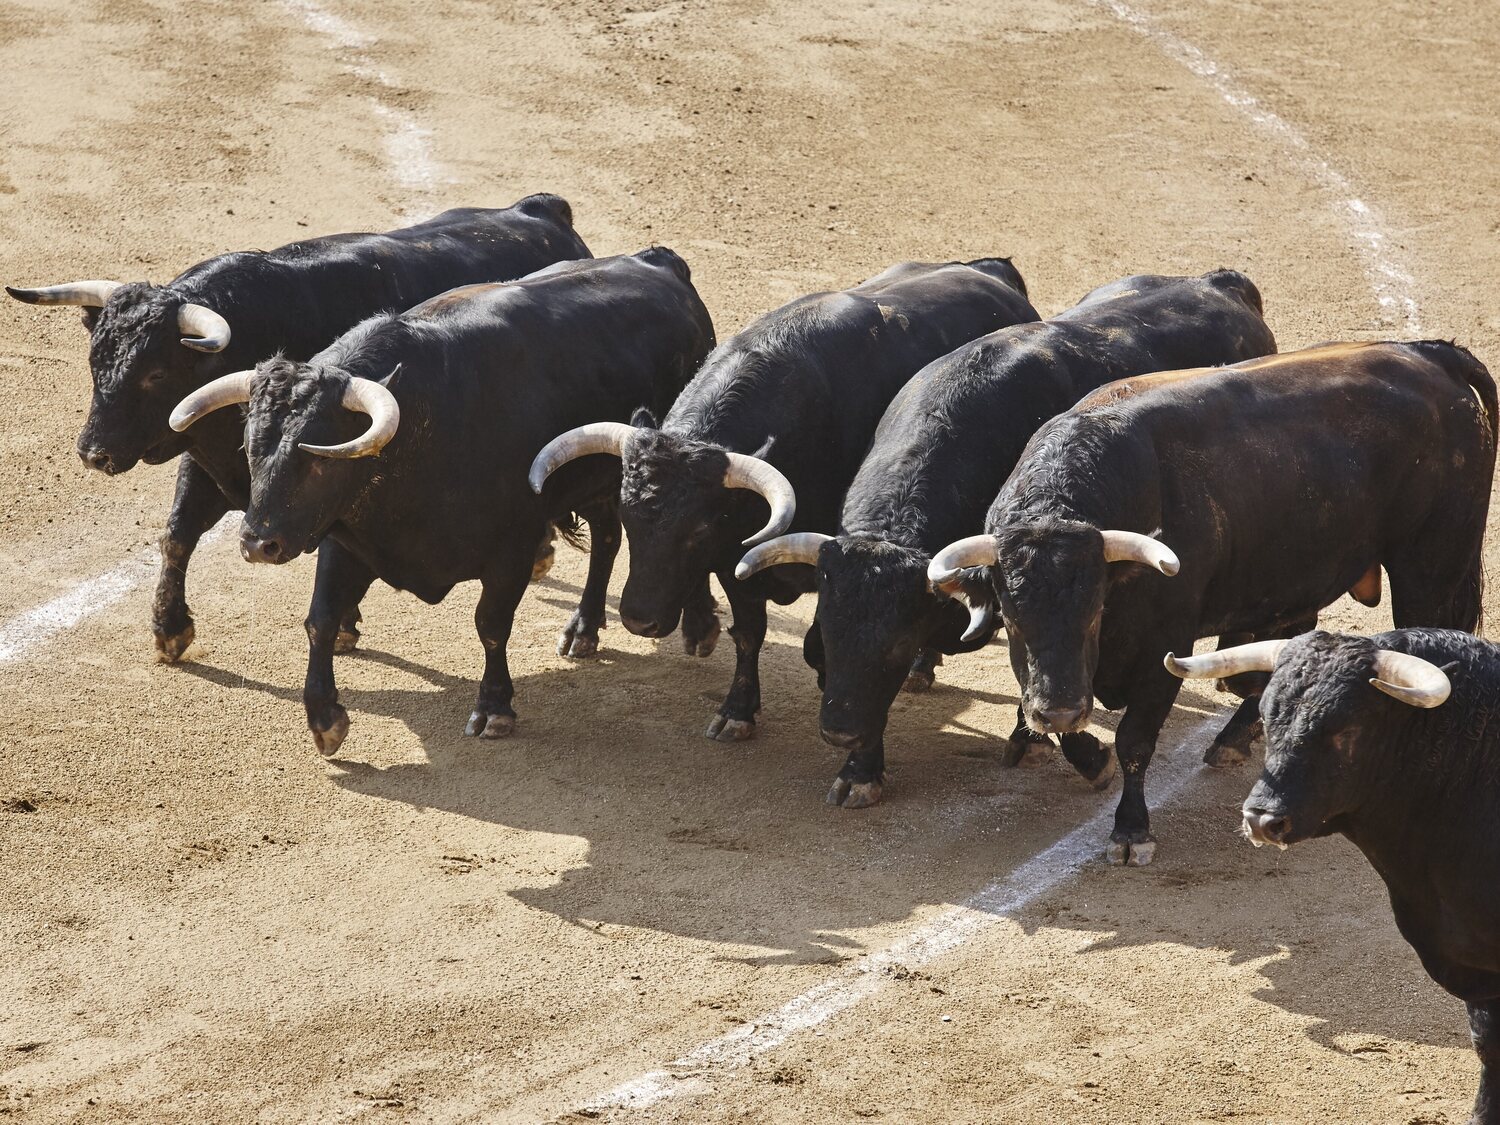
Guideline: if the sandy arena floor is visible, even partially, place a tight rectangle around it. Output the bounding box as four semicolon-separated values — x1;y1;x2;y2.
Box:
2;1;1499;1121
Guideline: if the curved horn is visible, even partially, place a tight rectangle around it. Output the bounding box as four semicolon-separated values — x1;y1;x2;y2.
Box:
177;302;231;353
960;600;993;644
927;534;999;591
723;452;797;547
169;370;256;432
6;280;121;307
1370;650;1451;709
528;422;634;494
1101;530;1180;576
1164;640;1286;681
735;532;831;580
298;375;401;459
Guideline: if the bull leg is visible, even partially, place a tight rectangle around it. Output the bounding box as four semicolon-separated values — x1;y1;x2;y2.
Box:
827;736;885;809
1205;616;1316;765
803;621;826;690
681;575;721;657
1000;705;1053;767
1106;659;1185;867
303;542;377;757
466;548;534;739
704;572;765;742
556;505;620;659
1202;695;1264;767
153;456;232;662
1060;732;1115;790
1469;999;1500;1125
902;649;942;693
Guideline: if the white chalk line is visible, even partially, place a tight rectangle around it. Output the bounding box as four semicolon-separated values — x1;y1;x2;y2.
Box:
577;714;1224;1113
1088;0;1422;334
0;2;444;666
279;0;447;218
0;518;233;665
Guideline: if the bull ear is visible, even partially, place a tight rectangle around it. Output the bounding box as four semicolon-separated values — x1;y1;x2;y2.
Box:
630;407;658;430
81;307;101;333
379;363;404;387
751;435;776;461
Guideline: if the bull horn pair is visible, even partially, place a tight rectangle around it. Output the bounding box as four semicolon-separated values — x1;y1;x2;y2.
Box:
6;280;231;353
925;529;1181;592
1164;642;1450;708
168;369;401;459
529;423;798;547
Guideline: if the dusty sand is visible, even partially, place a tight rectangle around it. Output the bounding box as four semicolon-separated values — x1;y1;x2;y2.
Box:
2;0;1498;1121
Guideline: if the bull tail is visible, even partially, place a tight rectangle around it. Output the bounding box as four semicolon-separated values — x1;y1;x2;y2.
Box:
553;513;589;553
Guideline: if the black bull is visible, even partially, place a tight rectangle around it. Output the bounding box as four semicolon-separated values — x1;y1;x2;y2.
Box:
737;271;1275;808
7;194;590;660
931;340;1496;866
530;258;1040;743
169;249;713;755
1168;627;1500;1124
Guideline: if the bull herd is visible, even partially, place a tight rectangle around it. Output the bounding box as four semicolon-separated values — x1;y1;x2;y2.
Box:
10;193;1500;1120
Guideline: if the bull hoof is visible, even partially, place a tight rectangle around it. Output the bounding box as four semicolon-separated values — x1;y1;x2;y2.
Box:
556;611;603;659
705;713;755;742
826;777;883;809
1081;751;1117;791
902;668;935;693
1105;835;1157;867
310;708;350;758
465;710;516;739
333;627;360;655
1203;741;1251;767
1000;734;1052;768
153;620;196;664
682;614;721;658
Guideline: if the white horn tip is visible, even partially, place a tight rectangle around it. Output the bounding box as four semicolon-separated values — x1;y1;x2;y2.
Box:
734;561;753;580
528;467;547;494
1163;652;1189;677
1159;554;1181;577
169;405;196;432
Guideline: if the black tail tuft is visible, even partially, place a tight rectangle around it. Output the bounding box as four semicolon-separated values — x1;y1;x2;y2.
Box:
554;513;589;552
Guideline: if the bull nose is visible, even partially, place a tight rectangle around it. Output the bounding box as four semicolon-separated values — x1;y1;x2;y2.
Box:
1242;808;1291;849
80;447;115;475
820;728;863;750
1035;700;1091;734
620;613;661;638
240;532;285;565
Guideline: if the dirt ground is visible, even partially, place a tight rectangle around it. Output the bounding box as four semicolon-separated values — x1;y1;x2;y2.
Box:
3;0;1499;1121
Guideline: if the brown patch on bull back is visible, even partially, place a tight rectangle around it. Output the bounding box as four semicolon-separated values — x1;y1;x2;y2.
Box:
1077;341;1388;413
1076;365;1221;410
1349;562;1382;607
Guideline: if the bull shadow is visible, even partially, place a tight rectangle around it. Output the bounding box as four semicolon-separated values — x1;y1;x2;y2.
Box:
180;620;1462;1054
969;727;1473;1058
176;574;1095;969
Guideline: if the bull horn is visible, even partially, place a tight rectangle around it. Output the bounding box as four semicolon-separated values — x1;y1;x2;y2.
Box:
960;600;993;643
734;532;831;580
528;422;634;493
177;302;231;353
169;369;256;432
1164;640;1286;680
1101;530;1180;576
1370;650;1450;709
927;534;999;592
299;374;401;459
723;452;797;547
6;280;121;307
